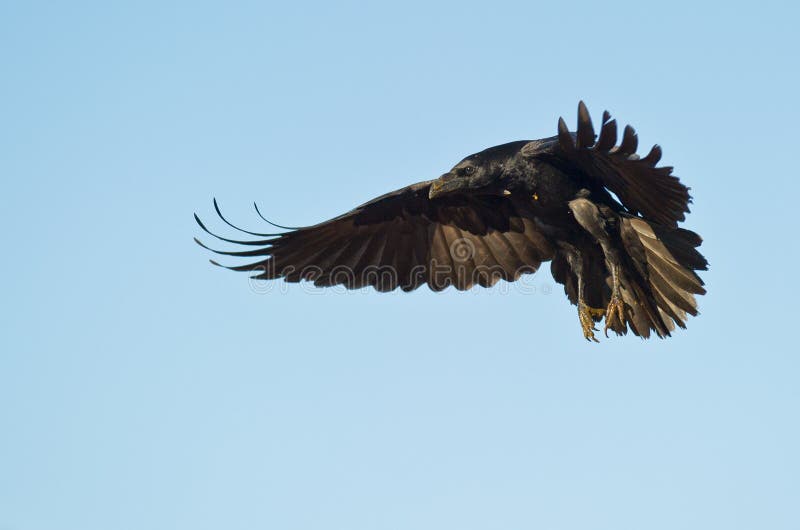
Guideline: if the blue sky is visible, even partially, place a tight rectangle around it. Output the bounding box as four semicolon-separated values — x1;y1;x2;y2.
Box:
2;1;799;529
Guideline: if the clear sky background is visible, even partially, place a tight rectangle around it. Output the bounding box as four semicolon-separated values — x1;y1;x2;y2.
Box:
2;1;799;529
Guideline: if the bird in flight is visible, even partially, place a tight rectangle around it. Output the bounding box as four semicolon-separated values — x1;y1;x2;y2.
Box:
195;102;707;341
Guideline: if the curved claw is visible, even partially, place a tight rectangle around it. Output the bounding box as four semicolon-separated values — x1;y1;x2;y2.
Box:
603;295;627;337
578;301;605;343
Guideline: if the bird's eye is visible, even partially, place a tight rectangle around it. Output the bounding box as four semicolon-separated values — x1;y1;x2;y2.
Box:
463;166;475;176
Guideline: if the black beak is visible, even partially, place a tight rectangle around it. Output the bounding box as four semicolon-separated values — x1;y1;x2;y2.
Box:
428;173;460;199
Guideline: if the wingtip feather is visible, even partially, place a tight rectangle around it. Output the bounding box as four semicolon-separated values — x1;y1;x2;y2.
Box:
576;101;595;148
557;117;575;151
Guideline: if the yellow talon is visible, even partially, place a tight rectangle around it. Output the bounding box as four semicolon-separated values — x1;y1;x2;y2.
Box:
578;301;605;342
604;295;627;337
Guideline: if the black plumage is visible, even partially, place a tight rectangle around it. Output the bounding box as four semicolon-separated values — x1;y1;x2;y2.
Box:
195;102;707;340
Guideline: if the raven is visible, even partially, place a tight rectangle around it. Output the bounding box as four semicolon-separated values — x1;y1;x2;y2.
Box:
195;102;707;341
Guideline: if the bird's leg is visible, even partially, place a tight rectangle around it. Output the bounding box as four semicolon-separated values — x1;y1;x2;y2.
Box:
604;263;627;336
577;270;605;343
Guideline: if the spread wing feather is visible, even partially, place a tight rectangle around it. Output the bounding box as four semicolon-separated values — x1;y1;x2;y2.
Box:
195;181;554;292
538;102;692;227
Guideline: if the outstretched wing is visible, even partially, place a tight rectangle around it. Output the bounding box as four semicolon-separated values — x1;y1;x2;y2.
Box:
195;181;554;292
523;101;691;227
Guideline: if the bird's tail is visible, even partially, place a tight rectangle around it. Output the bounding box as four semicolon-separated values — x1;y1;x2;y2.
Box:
616;217;708;338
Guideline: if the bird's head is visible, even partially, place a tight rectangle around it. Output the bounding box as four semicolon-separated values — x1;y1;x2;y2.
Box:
428;141;527;200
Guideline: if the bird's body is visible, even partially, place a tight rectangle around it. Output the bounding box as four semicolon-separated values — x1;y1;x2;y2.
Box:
196;102;707;340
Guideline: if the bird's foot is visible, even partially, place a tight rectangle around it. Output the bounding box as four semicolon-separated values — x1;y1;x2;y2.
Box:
578;301;605;342
604;294;627;337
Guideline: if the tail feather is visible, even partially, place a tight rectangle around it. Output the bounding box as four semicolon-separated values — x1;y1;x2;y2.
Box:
650;224;708;274
618;272;669;338
620;217;707;336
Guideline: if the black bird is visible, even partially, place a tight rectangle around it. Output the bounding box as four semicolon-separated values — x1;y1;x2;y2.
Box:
195;102;707;341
